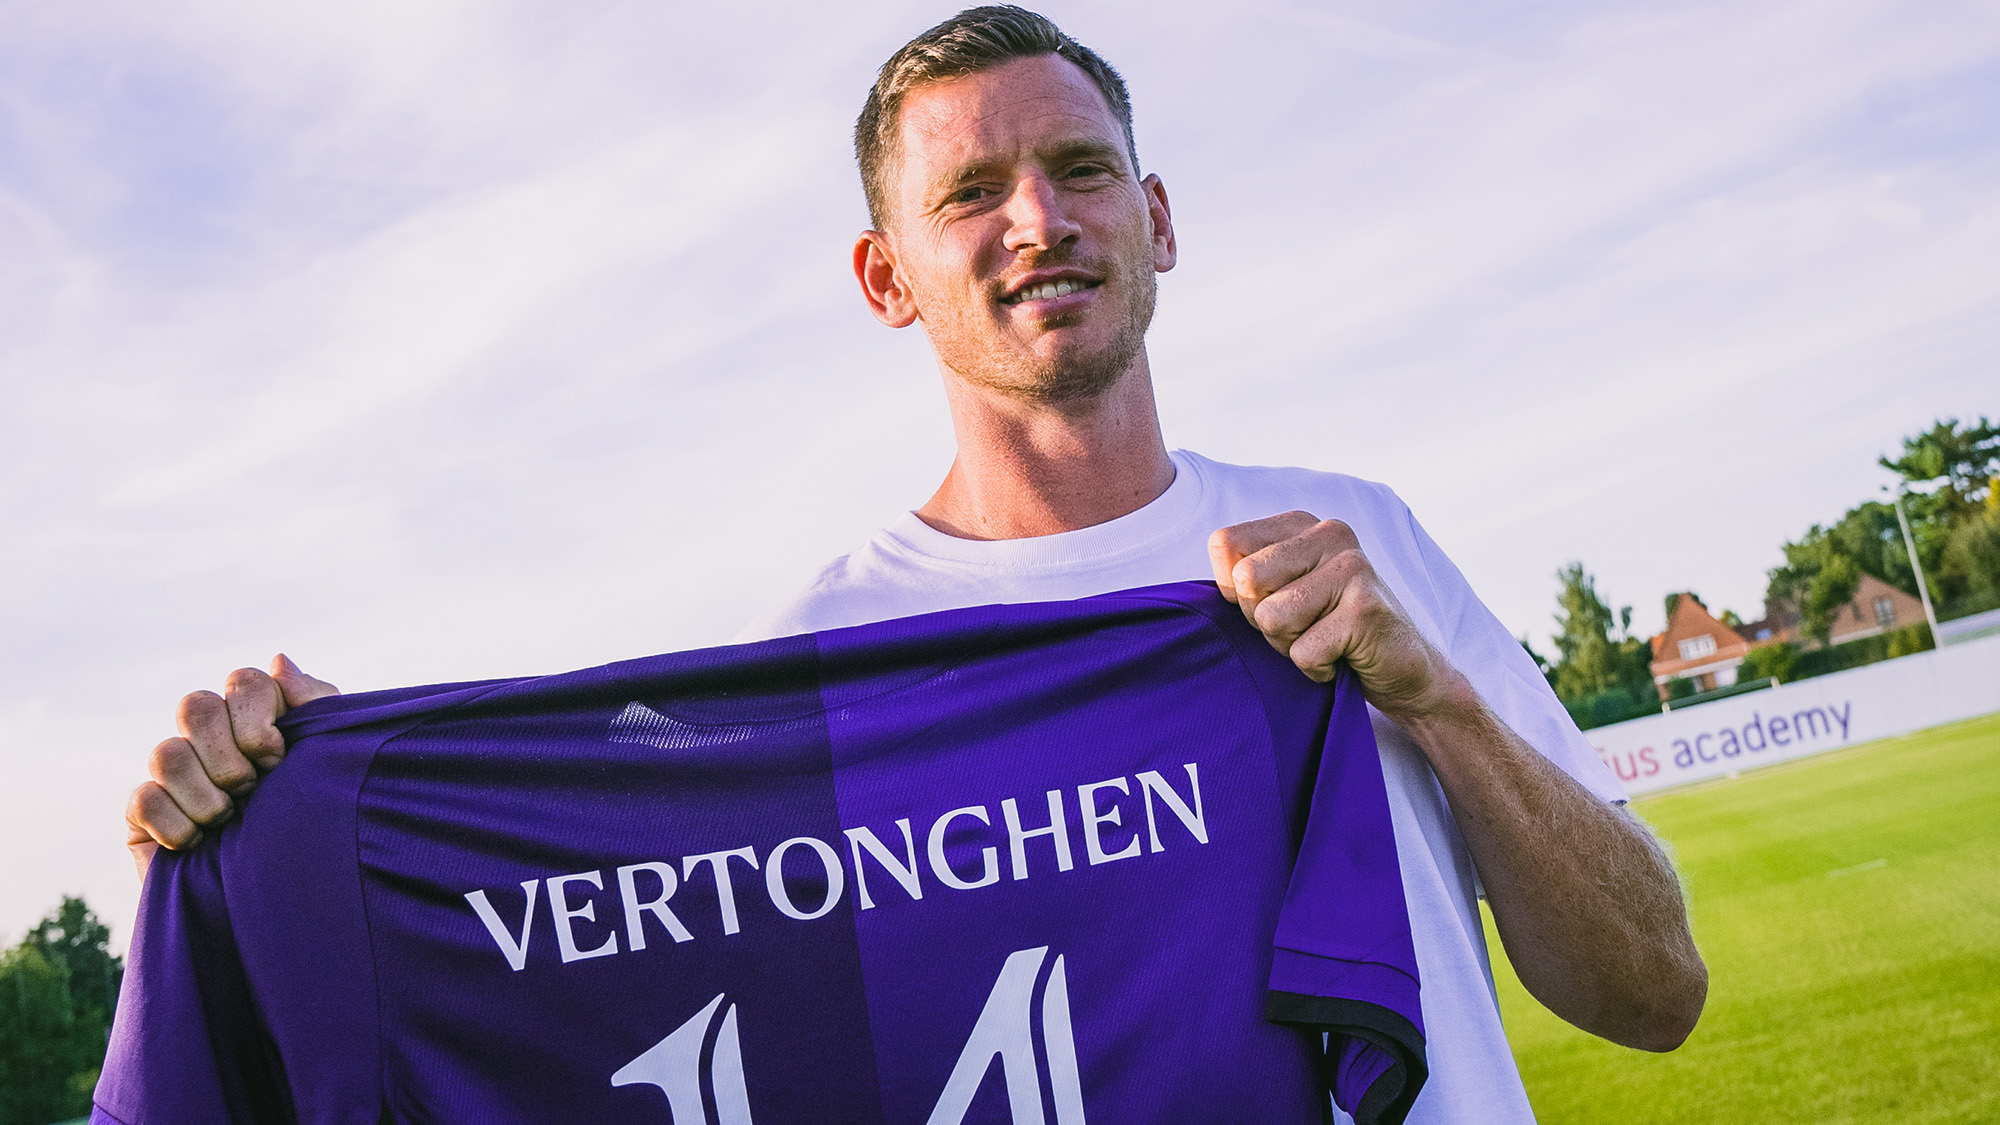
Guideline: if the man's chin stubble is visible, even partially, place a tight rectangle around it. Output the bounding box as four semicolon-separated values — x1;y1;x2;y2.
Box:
954;339;1135;406
951;296;1154;407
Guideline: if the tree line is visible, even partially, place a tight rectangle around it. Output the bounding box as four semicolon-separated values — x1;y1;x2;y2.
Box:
1535;416;2000;730
0;898;122;1125
1770;416;2000;638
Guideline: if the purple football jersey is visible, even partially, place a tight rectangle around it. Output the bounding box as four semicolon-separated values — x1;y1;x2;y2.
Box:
97;582;1424;1125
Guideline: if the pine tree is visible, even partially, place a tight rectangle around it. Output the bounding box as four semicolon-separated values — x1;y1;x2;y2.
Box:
1550;563;1655;713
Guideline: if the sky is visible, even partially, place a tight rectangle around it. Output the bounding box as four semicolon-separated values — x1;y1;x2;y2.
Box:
2;0;1996;950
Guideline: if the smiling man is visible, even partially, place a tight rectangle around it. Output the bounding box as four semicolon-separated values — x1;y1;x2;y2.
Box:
126;7;1705;1122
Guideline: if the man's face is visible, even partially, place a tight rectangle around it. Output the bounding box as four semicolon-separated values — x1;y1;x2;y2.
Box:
868;54;1175;404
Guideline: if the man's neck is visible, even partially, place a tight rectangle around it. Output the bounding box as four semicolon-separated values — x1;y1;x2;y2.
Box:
916;357;1175;541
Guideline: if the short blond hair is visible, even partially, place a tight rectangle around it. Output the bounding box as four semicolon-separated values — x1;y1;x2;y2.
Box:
854;6;1138;228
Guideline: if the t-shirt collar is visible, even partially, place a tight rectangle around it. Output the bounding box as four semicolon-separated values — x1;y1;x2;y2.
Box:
876;450;1206;571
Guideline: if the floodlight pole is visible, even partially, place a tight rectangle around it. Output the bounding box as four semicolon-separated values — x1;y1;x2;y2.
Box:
1890;487;1941;643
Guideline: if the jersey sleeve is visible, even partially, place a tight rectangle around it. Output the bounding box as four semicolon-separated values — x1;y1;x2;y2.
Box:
92;845;295;1125
1399;500;1628;804
1263;672;1428;1125
96;684;476;1125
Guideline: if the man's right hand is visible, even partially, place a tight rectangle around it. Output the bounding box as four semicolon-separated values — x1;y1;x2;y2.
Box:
125;654;339;878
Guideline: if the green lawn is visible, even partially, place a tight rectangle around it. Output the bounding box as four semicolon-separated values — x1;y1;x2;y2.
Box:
1485;712;2000;1124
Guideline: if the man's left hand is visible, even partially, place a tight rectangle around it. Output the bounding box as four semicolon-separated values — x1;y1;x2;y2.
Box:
1209;511;1460;724
1209;509;1708;1052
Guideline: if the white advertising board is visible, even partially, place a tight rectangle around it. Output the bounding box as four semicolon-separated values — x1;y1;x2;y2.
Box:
1587;630;2000;796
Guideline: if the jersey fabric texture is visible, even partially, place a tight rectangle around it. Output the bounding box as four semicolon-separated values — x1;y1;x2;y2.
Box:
738;449;1628;1125
98;582;1427;1125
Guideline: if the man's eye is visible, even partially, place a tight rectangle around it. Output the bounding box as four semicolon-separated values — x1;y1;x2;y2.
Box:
950;186;989;204
1065;164;1107;178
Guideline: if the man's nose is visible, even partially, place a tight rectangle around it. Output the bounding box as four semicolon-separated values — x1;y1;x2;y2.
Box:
1001;174;1081;253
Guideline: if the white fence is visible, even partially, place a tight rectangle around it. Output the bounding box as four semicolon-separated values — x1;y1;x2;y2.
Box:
1588;630;2000;796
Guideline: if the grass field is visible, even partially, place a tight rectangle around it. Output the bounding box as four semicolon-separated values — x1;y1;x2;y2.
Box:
1485;711;2000;1124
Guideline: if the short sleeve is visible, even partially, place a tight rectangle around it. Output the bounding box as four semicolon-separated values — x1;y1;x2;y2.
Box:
1399;502;1628;804
94;846;293;1124
1263;673;1428;1125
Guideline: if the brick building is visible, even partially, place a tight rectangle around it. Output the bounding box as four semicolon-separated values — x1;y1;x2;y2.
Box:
1649;594;1751;698
1827;572;1927;645
1649;575;1931;698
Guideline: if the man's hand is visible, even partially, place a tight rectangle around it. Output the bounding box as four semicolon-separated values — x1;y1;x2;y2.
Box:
1209;511;1456;723
125;655;339;878
1210;511;1707;1052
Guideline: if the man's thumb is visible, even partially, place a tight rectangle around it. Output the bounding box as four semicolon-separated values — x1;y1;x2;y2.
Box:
269;653;340;710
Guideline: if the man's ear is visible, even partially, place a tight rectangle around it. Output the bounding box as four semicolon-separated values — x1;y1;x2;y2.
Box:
854;231;919;328
1142;173;1177;273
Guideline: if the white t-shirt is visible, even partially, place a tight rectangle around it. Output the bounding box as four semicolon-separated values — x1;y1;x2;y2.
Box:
737;448;1624;1125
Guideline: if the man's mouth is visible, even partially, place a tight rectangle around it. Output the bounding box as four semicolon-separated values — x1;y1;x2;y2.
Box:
1001;279;1102;305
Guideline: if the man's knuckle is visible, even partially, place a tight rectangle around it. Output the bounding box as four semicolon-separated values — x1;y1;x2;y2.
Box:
149;737;195;780
187;791;235;826
1289;647;1332;680
127;783;163;823
156;818;200;850
1249;598;1277;632
1253;600;1302;641
240;728;287;758
130;785;199;848
209;758;258;793
1261;584;1303;617
178;689;225;724
223;667;272;696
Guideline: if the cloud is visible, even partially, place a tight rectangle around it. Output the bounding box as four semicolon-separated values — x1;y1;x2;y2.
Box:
1;0;1996;948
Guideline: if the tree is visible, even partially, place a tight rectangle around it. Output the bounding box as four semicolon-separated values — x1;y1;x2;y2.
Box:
1873;417;2000;615
0;945;78;1125
1879;415;2000;523
1823;502;1923;596
1739;641;1800;684
1552;563;1620;700
27;899;121;1052
1549;563;1655;719
1940;505;2000;616
0;898;121;1123
1767;532;1862;646
1764;418;1996;639
1519;636;1552;679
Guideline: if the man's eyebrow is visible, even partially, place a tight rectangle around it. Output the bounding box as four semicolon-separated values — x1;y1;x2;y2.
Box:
1036;139;1128;170
925;138;1132;204
928;158;1007;202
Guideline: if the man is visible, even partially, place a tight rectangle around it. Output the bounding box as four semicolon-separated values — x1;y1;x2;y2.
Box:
126;7;1705;1121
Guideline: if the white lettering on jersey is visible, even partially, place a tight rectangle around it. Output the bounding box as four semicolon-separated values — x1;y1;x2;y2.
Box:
612;992;754;1124
926;946;1086;1125
607;949;1085;1123
464;879;539;972
550;870;619;962
1136;764;1207;851
462;761;1210;969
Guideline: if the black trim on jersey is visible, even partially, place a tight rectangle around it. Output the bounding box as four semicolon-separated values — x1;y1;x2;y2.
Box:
1265;991;1428;1125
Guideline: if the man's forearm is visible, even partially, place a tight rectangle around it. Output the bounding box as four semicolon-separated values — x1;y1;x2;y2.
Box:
1400;670;1708;1051
1206;511;1706;1047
